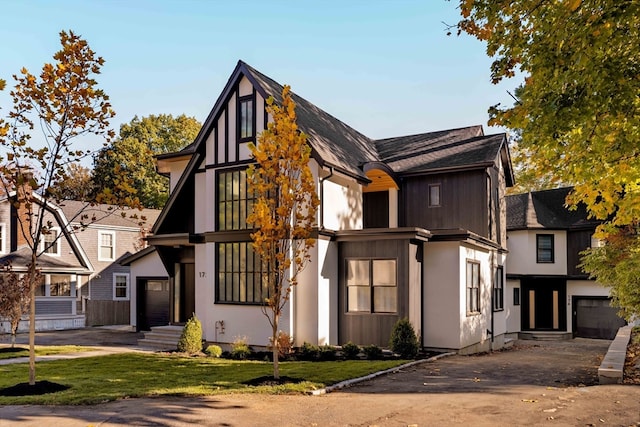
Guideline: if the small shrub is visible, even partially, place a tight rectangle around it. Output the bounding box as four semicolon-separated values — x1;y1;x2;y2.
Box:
268;331;294;360
231;336;252;360
363;344;383;360
389;318;419;359
318;344;337;361
297;342;320;361
204;345;222;358
341;341;361;360
177;314;203;354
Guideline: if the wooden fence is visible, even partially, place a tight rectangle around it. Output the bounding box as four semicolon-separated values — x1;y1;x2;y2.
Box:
86;300;130;326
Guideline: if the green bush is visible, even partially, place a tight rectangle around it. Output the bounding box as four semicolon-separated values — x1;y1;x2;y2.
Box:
363;344;383;360
389;318;419;359
204;344;222;358
177;314;203;354
230;337;252;360
318;344;337;361
297;342;320;361
341;341;361;360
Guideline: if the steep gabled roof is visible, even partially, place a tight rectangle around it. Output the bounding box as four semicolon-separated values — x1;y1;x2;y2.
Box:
58;200;161;230
506;187;601;230
241;61;378;181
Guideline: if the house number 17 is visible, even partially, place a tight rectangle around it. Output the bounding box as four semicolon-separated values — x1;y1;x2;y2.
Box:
199;272;206;278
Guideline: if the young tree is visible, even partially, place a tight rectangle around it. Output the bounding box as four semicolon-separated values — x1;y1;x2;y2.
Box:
92;114;201;208
0;264;39;347
0;30;139;386
247;85;320;380
456;1;640;315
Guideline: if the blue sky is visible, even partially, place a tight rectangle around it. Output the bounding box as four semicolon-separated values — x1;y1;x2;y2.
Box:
0;1;520;156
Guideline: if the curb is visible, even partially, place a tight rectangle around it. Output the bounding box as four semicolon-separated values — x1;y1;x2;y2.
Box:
310;352;456;396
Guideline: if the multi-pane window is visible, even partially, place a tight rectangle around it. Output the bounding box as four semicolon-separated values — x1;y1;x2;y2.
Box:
217;241;267;304
513;287;521;306
346;259;397;313
50;274;71;296
99;231;115;261
428;184;441;207
42;228;60;256
217;169;255;231
536;234;554;263
466;261;480;314
114;273;129;300
493;266;504;311
239;97;254;141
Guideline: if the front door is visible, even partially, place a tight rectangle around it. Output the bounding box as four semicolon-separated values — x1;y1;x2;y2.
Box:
179;263;196;323
522;278;566;331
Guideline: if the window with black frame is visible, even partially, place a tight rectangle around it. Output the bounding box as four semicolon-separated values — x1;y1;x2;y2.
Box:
346;259;397;313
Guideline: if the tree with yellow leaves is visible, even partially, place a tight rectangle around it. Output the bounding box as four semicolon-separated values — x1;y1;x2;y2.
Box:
247;85;319;380
0;30;141;387
456;1;640;317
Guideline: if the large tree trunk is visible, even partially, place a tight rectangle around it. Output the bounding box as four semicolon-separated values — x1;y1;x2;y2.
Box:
28;252;36;386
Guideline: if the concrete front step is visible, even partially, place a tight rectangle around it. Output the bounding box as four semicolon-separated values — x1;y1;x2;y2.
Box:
138;325;183;351
519;331;573;341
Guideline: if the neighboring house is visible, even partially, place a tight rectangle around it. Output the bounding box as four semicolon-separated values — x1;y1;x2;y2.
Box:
0;193;159;332
504;187;626;340
133;60;515;354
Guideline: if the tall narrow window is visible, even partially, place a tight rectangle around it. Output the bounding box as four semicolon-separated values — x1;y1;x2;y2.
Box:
216;242;267;304
239;96;254;141
217;169;255;231
466;261;480;314
428;184;441;207
98;231;116;261
42;228;60;256
536;234;554;263
493;266;504;311
0;223;6;254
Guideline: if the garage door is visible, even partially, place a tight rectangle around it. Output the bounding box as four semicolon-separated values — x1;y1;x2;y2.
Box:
574;297;626;340
138;279;170;331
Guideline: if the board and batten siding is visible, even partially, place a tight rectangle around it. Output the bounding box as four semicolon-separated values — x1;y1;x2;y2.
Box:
401;169;488;237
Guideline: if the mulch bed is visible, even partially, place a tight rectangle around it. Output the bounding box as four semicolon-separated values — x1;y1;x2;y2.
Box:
623;328;640;385
242;376;304;387
0;381;70;396
0;347;27;354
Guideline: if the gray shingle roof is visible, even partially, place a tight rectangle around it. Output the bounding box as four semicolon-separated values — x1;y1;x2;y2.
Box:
375;127;505;173
506;187;601;230
58;200;161;230
0;247;85;271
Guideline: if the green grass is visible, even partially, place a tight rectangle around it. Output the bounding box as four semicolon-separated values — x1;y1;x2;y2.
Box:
0;353;407;405
0;345;95;360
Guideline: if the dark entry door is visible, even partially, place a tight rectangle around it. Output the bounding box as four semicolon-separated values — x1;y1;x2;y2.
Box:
522;278;566;331
179;263;196;323
137;278;170;331
573;297;626;339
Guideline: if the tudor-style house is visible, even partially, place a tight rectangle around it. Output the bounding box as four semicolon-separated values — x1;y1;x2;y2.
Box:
504;187;626;340
138;60;514;354
0;191;159;332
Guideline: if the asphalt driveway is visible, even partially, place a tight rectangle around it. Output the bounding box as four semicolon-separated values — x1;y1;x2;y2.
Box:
1;332;639;426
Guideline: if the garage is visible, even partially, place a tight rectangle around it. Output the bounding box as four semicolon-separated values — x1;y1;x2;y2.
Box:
137;278;170;331
573;297;626;340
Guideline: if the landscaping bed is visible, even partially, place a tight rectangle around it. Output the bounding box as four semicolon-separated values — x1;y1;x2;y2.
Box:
623;326;640;384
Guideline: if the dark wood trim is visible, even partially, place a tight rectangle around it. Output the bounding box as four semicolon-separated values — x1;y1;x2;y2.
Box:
205;159;254;169
225;97;229;164
214;111;219;165
335;227;431;242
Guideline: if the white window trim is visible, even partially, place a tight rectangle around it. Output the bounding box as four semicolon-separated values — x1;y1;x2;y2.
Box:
41;227;61;257
0;223;6;254
98;231;116;262
113;273;130;300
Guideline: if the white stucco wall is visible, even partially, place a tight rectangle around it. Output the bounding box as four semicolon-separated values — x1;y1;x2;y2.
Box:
322;174;362;231
128;250;169;329
507;230;568;275
458;244;492;350
566;279;612;333
505;279;522;334
169;159;190;193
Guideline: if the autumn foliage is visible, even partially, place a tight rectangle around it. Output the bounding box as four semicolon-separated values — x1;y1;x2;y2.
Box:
247;85;320;379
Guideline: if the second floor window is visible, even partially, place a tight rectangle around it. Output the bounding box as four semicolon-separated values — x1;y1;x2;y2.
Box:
428;184;441;207
217;169;255;231
42;228;60;256
239;96;254;141
536;234;554;263
99;231;116;261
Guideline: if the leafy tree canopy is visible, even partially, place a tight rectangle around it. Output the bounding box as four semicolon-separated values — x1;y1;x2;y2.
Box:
456;1;640;317
92;114;200;208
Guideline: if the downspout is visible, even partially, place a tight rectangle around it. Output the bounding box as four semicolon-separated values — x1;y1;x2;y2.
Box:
318;167;334;231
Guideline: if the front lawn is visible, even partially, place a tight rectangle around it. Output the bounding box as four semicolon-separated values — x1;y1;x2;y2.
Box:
0;346;94;360
0;353;407;405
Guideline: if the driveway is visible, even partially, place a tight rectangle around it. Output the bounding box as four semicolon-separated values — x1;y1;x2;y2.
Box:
1;336;640;426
